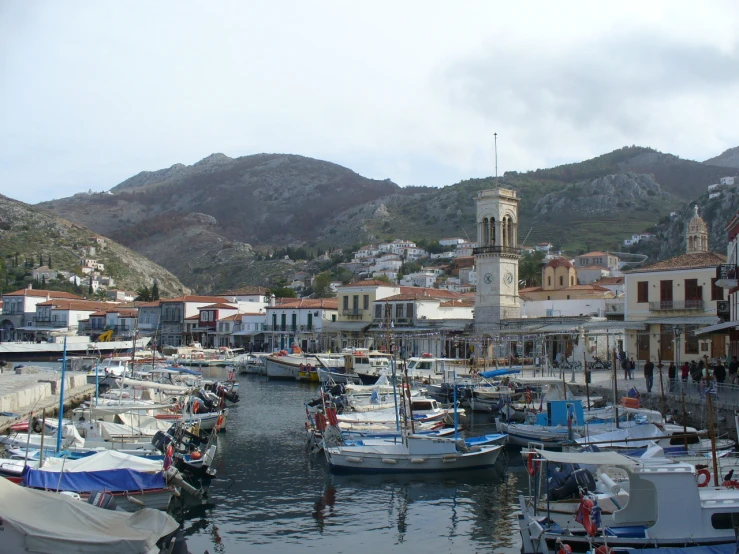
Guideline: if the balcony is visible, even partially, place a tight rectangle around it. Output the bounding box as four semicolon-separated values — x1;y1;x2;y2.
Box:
649;300;704;312
32;317;68;327
716;264;738;289
342;309;364;319
472;245;522;256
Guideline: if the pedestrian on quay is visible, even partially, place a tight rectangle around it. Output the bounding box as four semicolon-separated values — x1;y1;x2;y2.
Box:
681;360;690;382
729;356;739;384
621;355;629;380
690;360;701;382
628;357;636;380
714;358;726;384
668;361;677;392
644;358;654;393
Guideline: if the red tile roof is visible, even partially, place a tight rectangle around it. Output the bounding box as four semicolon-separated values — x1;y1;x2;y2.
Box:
594;276;624;285
545;257;574;269
219;314;243;321
37;300;113;311
160;295;229;304
269;299;338;310
439;299;475;307
4;289;81;299
627;252;727;273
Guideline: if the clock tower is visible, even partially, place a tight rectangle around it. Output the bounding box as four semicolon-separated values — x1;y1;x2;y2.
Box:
473;188;521;330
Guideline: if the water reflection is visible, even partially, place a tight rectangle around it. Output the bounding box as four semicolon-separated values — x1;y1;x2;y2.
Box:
176;373;524;553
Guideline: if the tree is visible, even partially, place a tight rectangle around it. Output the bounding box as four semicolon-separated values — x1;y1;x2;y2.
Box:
269;286;297;298
47;254;52;269
151;281;160;300
41;275;46;286
88;276;93;295
135;286;152;302
39;253;43;267
312;272;335;298
375;275;392;284
519;250;546;288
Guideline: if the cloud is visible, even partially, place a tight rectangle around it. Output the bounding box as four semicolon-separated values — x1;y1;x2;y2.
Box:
1;1;739;203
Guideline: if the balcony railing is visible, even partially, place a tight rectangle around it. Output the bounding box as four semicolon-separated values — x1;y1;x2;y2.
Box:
649;300;704;311
32;317;68;327
342;309;363;316
264;325;313;332
472;245;522;256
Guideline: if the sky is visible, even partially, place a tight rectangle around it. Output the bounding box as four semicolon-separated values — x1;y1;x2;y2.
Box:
1;1;739;203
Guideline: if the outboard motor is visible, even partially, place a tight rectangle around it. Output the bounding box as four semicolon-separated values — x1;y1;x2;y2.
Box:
548;464;596;501
88;490;118;510
152;430;174;453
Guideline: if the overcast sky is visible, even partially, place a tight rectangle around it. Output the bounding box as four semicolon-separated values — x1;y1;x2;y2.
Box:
2;1;739;203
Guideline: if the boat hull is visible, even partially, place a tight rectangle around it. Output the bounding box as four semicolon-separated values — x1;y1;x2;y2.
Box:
265;357;299;380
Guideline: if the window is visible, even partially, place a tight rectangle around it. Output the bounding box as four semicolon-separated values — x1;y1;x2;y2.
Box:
660;280;673;303
567;295;570;299
280;314;286;331
406;303;414;319
559;276;563;286
570;276;574;286
343;296;349;310
685;279;700;301
711;278;724;301
363;295;369;310
637;281;649;303
291;314;297;330
548;276;551;286
710;512;739;530
375;304;382;319
353;295;359;311
395;304;403;318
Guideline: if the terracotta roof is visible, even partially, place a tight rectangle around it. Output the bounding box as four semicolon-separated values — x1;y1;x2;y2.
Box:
239;312;266;317
198;303;238;310
567;284;611;292
594;276;624;285
545;257;574;269
398;287;458;298
219;314;243;321
519;286;544;293
184;314;200;320
627;252;727;274
269;299;338;310
137;301;162;307
578;251;609;257
160;295;229;304
342;280;397;288
223;285;270;296
3;289;81;299
37;300;113;311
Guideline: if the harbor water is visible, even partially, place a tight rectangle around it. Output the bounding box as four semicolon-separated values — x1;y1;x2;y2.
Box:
178;373;526;553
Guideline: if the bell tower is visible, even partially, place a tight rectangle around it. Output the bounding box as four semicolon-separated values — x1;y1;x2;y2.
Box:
474;188;521;330
686;205;708;254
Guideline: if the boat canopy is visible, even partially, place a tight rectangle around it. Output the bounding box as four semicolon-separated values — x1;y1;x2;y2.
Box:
479;369;522;379
164;365;202;376
41;450;162;473
534;448;637;467
0;477;177;554
22;466;166;493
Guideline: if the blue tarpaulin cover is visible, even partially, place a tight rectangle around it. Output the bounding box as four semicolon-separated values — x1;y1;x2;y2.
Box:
22;467;166;492
479;369;522;379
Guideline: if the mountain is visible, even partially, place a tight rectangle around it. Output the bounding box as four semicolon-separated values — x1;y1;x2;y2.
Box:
37;146;739;292
705;147;739;169
0;193;188;296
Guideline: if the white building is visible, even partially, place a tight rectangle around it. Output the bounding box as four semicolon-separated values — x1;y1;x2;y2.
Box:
266;298;338;352
721;177;735;186
439;237;465;246
399;272;437;288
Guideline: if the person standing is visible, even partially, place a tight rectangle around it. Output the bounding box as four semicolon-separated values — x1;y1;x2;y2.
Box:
681;361;690;382
668;361;677;392
690;360;701;382
729;356;739;384
622;355;629;380
644;358;654;393
628;357;636;380
714;358;726;385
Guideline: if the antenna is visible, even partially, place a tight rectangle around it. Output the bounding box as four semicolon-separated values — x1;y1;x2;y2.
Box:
494;133;498;178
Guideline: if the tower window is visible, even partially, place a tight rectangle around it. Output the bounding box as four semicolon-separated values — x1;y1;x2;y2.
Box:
570;276;574;286
548;276;551;286
559;276;563;286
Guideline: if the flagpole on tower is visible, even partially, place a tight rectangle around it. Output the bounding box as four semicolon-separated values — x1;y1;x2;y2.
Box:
494;132;498;178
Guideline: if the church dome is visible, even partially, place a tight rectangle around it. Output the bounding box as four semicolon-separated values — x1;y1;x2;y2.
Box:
545;257;573;269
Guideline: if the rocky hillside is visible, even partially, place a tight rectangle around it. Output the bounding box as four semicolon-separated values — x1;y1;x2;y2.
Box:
0;194;188;296
36;146;739;292
705;147;739;169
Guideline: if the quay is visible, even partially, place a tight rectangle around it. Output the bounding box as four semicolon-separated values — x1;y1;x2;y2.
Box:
0;367;93;434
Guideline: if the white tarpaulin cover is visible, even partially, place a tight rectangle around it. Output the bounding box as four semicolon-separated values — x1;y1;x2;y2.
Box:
0;476;177;553
41;450;163;473
534;448;637;467
98;415;171;440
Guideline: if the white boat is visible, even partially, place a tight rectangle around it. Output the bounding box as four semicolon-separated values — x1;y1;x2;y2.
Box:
0;336;151;361
324;434;503;473
0;476;180;554
519;448;739;553
265;351;342;380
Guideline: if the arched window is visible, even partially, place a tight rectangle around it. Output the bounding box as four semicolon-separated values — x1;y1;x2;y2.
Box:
482;218;489;246
559;276;564;287
570;276;574;286
490;218;496;246
548;276;551;286
501;216;507;246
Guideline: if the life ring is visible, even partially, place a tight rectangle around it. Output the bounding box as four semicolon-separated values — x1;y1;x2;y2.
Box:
197;353;205;360
577;497;598;536
557;545;572;554
526;451;540;476
723;480;739;489
216;414;225;429
32;418;43;434
192;399;200;413
697;468;711;487
525;390;533;405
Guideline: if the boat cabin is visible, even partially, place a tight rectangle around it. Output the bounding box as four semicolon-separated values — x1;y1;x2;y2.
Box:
535;399;585;427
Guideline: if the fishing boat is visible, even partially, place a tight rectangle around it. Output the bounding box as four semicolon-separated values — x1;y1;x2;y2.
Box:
0;476;182;554
265;349;343;380
519;448;739;553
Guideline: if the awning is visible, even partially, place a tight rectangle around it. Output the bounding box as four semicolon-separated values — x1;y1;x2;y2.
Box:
535;449;636;467
642;316;720;326
322;322;372;332
695;320;739;336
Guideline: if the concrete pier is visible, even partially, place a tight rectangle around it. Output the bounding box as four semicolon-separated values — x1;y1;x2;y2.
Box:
0;368;94;434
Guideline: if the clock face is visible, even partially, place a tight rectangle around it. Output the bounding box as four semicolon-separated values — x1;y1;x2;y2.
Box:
504;271;514;286
483;272;493;284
